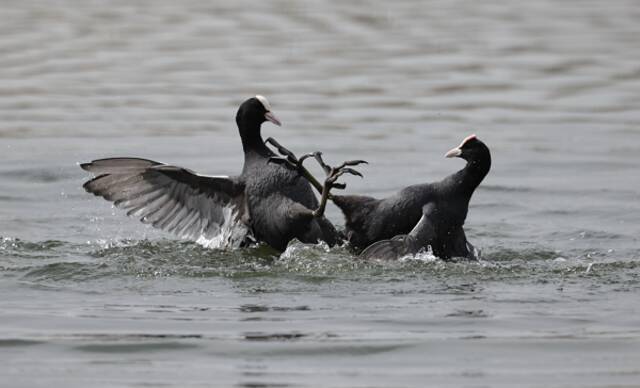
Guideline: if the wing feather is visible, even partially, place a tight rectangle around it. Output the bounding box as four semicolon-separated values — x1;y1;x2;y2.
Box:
81;157;248;247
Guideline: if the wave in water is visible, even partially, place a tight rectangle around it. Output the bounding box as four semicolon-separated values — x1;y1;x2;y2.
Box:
1;237;638;291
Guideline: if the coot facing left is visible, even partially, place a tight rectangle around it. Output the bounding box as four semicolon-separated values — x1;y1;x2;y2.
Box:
346;135;491;260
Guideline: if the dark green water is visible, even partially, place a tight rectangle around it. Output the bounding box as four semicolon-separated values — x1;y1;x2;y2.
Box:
1;1;640;387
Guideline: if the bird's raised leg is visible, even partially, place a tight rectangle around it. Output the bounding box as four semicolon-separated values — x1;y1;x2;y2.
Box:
265;137;325;194
311;153;368;218
265;137;368;217
265;137;298;167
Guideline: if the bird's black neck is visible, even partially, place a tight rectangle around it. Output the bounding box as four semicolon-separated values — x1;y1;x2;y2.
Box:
446;152;491;199
238;119;271;159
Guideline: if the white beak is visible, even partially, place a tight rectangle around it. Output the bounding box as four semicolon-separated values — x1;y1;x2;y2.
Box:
445;147;462;158
264;111;282;126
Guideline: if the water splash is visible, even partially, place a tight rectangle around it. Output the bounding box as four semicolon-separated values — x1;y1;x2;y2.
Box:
194;206;251;249
1;236;638;292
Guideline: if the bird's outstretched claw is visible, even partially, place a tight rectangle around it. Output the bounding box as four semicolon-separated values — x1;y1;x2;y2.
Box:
337;167;364;178
267;156;297;169
265;137;325;194
265;137;300;169
265;137;296;161
339;160;369;168
265;137;367;218
311;157;367;218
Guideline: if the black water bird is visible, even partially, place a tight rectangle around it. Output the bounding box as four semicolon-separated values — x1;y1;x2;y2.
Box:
340;135;491;260
81;96;359;252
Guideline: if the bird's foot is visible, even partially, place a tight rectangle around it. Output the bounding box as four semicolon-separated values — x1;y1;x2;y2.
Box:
266;137;303;169
312;153;367;217
266;136;318;171
313;152;368;189
265;137;326;194
265;137;367;217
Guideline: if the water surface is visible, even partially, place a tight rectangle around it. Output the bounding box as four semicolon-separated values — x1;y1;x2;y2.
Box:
1;1;640;387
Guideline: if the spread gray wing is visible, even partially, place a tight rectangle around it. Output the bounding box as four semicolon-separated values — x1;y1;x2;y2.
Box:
358;234;421;260
81;157;249;247
358;203;438;260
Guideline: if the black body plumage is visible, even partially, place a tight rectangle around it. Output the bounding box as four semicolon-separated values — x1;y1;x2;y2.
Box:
336;135;491;260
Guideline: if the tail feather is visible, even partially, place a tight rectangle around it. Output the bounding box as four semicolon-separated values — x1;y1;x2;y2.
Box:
332;194;375;214
332;194;379;223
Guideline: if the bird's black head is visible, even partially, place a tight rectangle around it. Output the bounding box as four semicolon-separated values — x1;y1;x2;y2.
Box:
445;134;490;164
236;95;281;130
